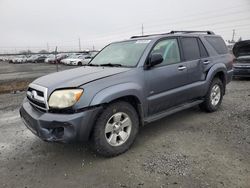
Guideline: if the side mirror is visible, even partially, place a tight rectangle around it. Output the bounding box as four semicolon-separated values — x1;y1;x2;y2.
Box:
148;53;163;68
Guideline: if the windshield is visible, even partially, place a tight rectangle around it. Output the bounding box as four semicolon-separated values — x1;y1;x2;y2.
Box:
90;40;150;67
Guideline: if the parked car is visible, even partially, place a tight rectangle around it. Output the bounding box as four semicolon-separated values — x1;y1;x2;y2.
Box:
232;40;250;77
27;55;40;63
45;54;68;64
20;31;233;157
33;55;47;63
11;55;28;64
70;55;92;66
61;54;90;66
44;54;55;63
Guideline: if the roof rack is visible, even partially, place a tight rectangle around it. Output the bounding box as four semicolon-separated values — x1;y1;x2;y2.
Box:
169;30;215;35
130;30;215;39
130;32;170;39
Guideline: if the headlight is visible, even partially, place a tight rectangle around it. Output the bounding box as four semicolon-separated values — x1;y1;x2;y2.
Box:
48;89;83;109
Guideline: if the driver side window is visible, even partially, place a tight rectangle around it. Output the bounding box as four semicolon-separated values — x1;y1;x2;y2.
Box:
151;38;181;66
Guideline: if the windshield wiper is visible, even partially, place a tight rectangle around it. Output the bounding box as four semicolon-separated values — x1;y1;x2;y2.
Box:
99;63;123;67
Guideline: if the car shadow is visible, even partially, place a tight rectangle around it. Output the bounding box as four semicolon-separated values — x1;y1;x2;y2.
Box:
25;106;202;160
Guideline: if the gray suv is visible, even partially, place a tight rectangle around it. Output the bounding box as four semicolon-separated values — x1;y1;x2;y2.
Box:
20;31;233;157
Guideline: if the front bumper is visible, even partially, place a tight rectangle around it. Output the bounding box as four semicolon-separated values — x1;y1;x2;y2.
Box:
20;98;102;143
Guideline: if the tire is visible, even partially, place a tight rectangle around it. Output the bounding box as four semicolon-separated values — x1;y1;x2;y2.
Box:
78;62;82;66
92;101;139;157
199;78;224;112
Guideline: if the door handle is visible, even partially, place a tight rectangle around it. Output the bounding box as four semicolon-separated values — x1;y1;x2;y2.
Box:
203;60;210;65
178;66;187;71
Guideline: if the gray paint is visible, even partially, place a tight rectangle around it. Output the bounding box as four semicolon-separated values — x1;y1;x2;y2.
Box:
20;33;233;142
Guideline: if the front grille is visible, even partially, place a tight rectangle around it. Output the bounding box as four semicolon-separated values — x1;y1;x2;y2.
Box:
27;96;46;108
27;88;44;97
27;83;48;111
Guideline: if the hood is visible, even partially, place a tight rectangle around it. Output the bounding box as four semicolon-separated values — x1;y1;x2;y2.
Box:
33;66;130;90
233;40;250;57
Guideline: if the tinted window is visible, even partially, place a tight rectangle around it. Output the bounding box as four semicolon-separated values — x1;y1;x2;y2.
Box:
181;37;200;61
151;38;180;65
198;39;209;58
205;36;228;54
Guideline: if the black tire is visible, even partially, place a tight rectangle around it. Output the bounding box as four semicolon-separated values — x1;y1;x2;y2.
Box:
92;101;139;157
78;62;82;66
199;78;224;112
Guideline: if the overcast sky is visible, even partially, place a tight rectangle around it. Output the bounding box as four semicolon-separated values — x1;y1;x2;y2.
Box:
0;0;250;53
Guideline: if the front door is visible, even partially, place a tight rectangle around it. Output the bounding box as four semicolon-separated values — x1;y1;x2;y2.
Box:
145;38;189;115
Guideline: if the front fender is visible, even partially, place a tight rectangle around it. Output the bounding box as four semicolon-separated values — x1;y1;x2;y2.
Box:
90;82;143;106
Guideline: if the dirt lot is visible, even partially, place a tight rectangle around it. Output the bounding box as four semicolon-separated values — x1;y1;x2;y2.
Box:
0;61;72;83
0;63;249;187
0;61;73;93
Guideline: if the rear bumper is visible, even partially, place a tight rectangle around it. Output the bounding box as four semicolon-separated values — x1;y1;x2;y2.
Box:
233;67;250;77
226;69;234;83
20;98;102;143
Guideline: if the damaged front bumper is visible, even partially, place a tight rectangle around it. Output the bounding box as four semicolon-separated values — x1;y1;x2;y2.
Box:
19;98;102;143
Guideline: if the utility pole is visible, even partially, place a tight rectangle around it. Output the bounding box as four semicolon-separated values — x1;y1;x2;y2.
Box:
54;46;58;72
231;29;235;43
78;38;81;51
141;24;144;36
47;43;49;52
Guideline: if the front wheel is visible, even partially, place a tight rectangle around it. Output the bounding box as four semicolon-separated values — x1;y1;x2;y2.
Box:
92;101;139;157
199;78;224;112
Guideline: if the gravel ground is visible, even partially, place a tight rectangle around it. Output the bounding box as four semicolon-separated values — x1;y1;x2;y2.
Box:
0;79;249;188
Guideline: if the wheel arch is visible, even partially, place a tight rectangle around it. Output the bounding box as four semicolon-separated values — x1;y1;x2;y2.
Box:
206;63;227;95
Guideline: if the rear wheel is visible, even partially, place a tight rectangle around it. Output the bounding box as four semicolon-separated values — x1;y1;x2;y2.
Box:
92;101;139;157
199;78;224;112
78;62;82;66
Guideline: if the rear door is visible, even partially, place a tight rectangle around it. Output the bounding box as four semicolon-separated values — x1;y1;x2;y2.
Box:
180;37;210;100
180;37;209;83
145;38;189;115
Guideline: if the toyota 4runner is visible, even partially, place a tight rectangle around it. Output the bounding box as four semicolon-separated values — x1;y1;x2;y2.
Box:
20;31;233;157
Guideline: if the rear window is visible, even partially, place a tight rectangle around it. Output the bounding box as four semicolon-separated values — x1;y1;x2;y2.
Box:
198;39;209;58
205;36;228;54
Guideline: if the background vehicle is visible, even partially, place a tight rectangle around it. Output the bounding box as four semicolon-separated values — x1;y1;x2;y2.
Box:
11;55;27;64
61;54;88;65
20;31;233;157
27;55;40;63
32;55;47;63
44;54;55;63
70;55;92;66
232;40;250;77
45;54;68;64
